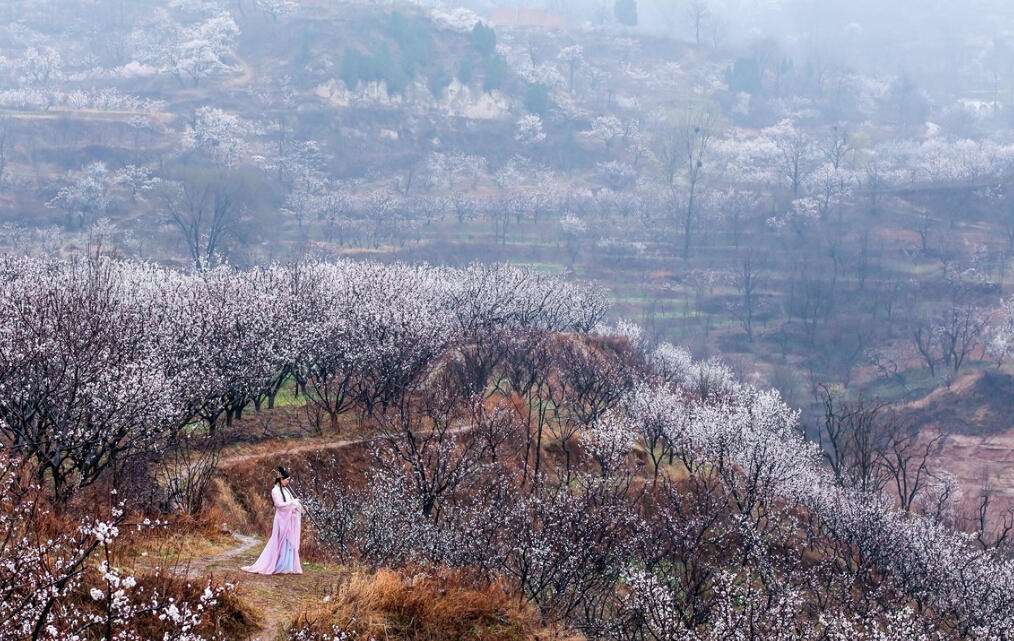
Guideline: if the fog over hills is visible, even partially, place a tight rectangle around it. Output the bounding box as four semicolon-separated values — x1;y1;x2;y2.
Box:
2;1;1014;639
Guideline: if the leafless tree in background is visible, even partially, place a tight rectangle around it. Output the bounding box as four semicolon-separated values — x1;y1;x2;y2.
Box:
735;251;765;342
687;0;710;47
0;117;10;190
160;173;243;271
656;109;715;260
818;386;891;494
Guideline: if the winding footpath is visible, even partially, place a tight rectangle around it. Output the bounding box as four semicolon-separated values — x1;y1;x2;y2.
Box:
217;435;376;470
187;435;377;641
190;531;334;641
187;427;470;639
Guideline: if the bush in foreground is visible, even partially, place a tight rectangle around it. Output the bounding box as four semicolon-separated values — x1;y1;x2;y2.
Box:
286;568;578;641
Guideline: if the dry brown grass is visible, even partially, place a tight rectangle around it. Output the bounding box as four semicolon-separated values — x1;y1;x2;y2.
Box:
63;565;262;641
216;406;366;465
288;568;584;641
211;440;372;561
18;505;262;640
125;518;238;571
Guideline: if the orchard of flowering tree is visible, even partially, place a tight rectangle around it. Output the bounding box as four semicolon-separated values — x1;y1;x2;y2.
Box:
1;255;1013;640
6;0;1014;638
5;0;1014;420
0;257;606;639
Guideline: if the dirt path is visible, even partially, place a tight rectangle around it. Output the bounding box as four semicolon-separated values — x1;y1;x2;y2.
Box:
190;434;374;640
187;532;260;578
198;427;469;639
0;107;173;123
219;434;378;469
217;426;468;470
189;531;339;641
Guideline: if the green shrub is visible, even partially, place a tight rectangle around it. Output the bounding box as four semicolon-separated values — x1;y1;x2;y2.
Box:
524;83;552;115
470;23;497;58
482;55;509;92
384;11;433;78
428;68;452;97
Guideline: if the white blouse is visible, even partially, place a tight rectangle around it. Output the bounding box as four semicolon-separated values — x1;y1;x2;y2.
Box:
271;484;300;509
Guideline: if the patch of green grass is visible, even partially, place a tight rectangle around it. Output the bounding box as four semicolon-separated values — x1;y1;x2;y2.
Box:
860;366;938;402
883;259;939;277
182;421;211;436
271;379;307;408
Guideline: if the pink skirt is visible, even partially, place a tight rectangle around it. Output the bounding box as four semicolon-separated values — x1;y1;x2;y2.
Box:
241;505;303;575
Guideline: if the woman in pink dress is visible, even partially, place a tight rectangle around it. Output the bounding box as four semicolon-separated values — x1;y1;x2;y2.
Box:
242;466;304;575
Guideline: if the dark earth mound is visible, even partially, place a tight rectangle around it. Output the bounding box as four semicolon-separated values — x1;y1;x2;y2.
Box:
903;370;1014;437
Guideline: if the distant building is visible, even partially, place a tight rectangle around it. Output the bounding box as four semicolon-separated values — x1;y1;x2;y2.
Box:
489;6;565;29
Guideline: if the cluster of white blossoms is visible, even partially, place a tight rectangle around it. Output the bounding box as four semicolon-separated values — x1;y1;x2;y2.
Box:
303;322;1014;639
0;460;228;641
0;256;605;504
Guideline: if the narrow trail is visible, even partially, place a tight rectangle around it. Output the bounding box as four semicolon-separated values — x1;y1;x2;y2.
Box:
0;107;173;123
218;434;376;470
217;425;469;469
188;531;335;641
196;427;471;639
186;532;259;578
191;434;374;640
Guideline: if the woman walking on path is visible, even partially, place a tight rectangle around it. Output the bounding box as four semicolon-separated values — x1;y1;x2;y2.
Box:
242;466;304;575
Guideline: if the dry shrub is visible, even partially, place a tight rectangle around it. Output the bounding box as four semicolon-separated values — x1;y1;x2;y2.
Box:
197;584;263;639
213;444;370;561
156;426;228;516
288;568;582;641
120;513;239;570
0;457;262;641
62;567;263;641
205;476;253;532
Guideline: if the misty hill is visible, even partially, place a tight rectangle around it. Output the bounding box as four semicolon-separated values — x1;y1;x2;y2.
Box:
1;0;1013;411
902;370;1014;437
3;2;1014;638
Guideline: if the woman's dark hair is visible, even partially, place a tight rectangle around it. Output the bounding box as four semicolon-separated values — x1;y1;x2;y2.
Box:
274;466;290;484
274;466;291;500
